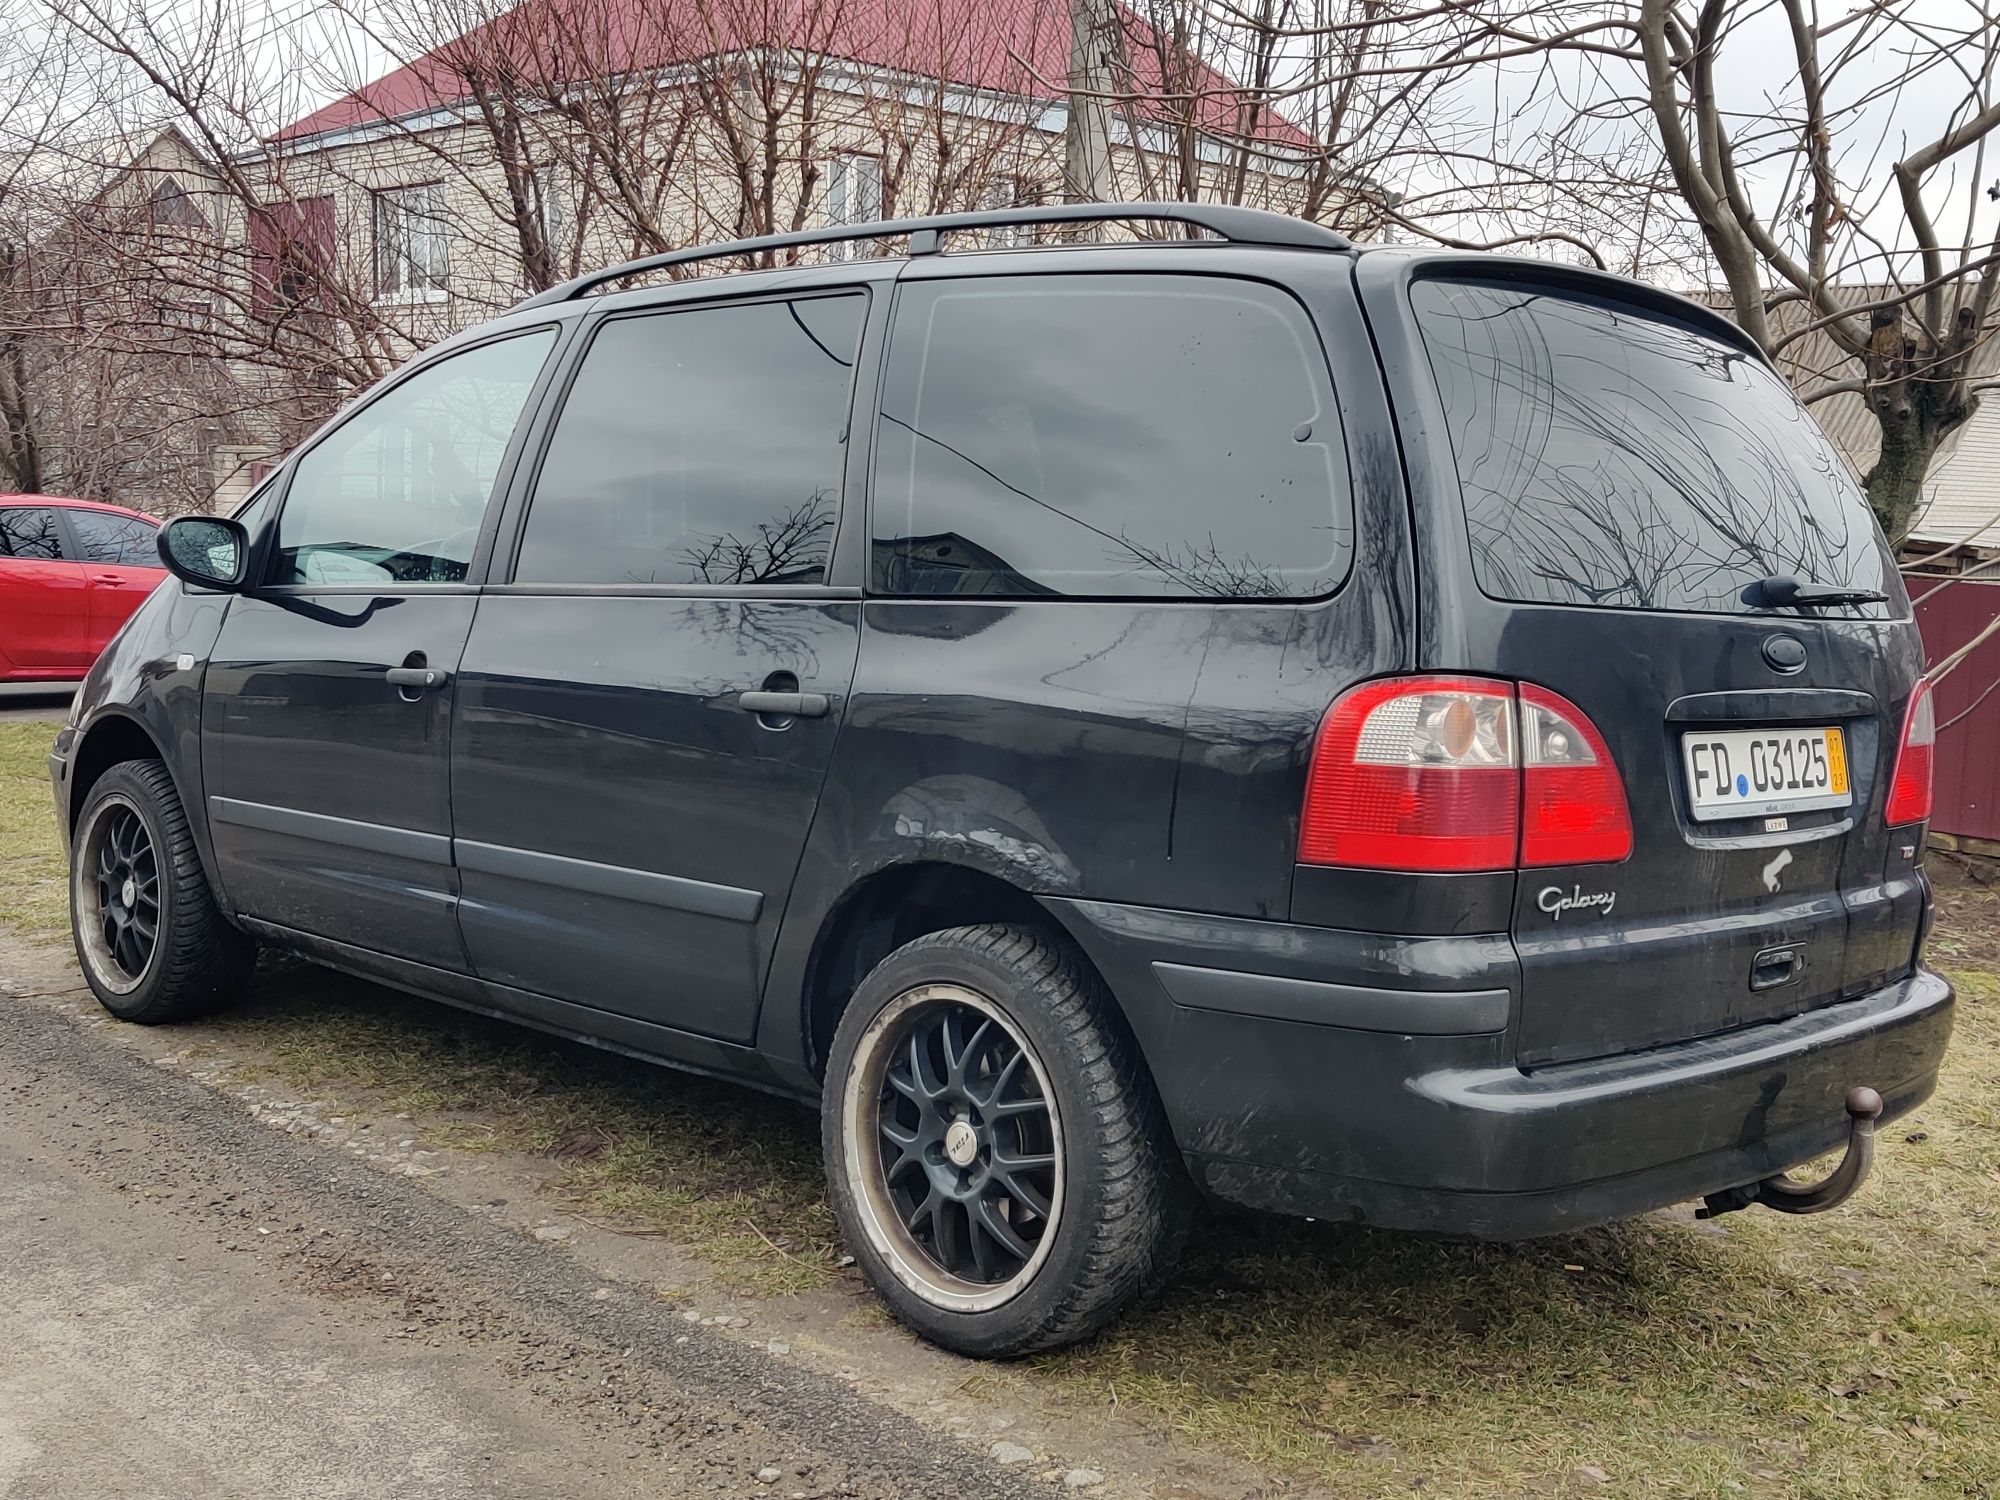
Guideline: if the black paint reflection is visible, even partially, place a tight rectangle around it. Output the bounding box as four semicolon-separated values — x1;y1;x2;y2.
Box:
1412;279;1895;616
516;293;863;587
870;275;1352;600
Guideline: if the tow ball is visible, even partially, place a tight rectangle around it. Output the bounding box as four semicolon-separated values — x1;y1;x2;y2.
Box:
1697;1086;1884;1220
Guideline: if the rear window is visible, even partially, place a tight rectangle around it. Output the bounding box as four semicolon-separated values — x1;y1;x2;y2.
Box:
1411;278;1895;615
870;274;1351;599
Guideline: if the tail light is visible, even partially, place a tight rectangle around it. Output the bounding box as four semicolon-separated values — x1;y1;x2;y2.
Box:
1300;676;1631;872
1519;683;1633;865
1885;677;1935;826
1299;677;1517;871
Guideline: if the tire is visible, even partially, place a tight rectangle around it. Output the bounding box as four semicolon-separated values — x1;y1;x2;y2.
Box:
822;923;1188;1357
69;759;255;1024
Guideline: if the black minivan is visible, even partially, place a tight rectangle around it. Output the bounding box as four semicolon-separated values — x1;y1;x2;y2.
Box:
51;204;1953;1357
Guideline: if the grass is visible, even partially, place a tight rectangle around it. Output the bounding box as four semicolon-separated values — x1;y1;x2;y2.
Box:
4;715;1998;1494
0;722;69;937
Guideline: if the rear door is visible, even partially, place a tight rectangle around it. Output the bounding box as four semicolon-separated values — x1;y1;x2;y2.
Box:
58;506;165;655
1380;268;1919;1065
451;287;870;1044
0;505;89;674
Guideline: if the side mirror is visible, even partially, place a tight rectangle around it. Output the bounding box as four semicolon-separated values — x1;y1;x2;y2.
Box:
157;516;250;591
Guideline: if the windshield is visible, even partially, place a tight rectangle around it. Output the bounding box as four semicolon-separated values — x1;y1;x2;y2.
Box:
1411;277;1897;616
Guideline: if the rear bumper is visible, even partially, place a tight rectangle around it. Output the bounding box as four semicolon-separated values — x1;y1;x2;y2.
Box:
1043;897;1954;1240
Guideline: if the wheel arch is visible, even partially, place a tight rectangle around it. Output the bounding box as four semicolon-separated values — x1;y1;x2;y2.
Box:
797;859;1084;1079
65;709;231;910
66;711;170;836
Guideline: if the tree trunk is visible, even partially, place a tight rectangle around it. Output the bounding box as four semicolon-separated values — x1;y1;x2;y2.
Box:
1859;306;1980;542
0;243;38;494
1864;413;1942;542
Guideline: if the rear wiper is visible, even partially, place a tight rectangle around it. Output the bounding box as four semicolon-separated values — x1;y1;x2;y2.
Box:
1750;574;1890;608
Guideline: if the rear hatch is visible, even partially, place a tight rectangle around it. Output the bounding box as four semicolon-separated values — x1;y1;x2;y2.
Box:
1405;274;1927;1065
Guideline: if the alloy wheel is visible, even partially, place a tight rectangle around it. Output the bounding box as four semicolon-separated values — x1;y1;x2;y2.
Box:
843;984;1064;1312
76;796;161;993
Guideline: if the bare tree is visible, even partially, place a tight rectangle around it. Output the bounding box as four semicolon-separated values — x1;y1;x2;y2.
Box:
0;8;88;493
1010;0;1673;250
1637;0;2000;538
1550;0;2000;541
308;0;1071;286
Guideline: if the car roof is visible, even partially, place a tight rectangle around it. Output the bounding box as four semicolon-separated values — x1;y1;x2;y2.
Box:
445;218;1764;378
0;493;159;522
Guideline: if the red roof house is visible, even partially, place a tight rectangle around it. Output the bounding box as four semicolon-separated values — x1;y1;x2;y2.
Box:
276;0;1315;152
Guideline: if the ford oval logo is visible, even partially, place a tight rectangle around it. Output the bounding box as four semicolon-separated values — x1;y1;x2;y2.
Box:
1761;633;1808;673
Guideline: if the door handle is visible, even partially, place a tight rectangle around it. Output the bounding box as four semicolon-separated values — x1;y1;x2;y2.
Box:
1750;945;1802;991
92;573;127;586
736;690;830;719
386;666;449;692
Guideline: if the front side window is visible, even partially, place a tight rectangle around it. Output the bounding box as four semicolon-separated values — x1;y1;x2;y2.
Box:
274;329;555;586
1411;278;1895;614
374;183;449;299
0;507;63;561
513;294;863;586
870;274;1352;599
825;154;882;261
66;509;160;566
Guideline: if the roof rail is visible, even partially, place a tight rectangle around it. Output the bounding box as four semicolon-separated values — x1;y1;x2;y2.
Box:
514;202;1351;309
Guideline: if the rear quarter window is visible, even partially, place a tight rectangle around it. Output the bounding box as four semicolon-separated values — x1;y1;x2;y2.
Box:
1411;278;1895;615
870;273;1352;599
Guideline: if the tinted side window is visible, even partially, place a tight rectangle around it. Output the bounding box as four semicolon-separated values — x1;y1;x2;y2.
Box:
66;509;160;566
275;329;555;585
870;275;1350;599
0;507;64;561
514;294;864;586
1411;279;1894;615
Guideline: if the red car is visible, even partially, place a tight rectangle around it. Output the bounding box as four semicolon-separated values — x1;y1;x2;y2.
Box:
0;495;165;682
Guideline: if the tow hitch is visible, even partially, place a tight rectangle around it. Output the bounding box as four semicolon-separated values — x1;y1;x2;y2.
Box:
1697;1086;1884;1220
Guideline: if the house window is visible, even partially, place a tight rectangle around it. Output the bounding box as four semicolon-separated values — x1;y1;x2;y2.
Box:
249;196;335;318
147;179;210;231
979;176;1042;247
373;183;448;299
824;153;882;261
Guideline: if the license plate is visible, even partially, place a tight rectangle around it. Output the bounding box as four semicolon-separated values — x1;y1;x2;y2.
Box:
1682;726;1849;822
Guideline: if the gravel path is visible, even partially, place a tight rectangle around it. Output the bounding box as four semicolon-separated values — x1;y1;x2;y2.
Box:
0;996;1034;1499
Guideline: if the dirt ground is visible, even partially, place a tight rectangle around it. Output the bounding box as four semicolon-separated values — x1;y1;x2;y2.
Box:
0;927;1277;1500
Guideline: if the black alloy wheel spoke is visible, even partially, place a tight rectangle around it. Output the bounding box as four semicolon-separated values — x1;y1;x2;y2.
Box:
902;1184;940;1237
967;1209;997;1279
907;1028;949;1100
939;1010;992;1090
973;1198;1034;1264
91;806;160;982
